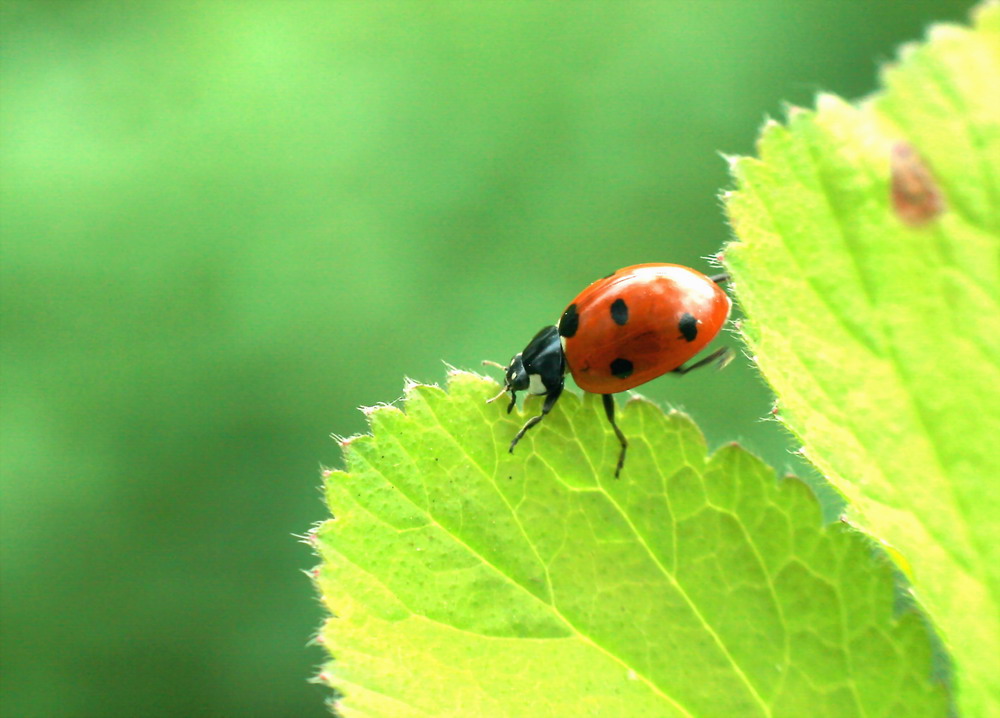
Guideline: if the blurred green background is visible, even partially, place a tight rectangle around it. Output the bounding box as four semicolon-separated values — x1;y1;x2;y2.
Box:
1;2;971;716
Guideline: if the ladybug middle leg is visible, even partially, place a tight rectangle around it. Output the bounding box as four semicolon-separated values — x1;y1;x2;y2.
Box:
602;394;628;478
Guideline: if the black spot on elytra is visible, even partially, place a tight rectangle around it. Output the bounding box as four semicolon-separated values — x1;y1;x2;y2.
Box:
559;304;579;338
610;358;634;379
603;270;617;279
679;312;698;342
610;298;629;326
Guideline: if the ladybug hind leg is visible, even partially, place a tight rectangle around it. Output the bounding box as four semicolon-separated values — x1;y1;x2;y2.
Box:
672;346;732;375
602;394;628;478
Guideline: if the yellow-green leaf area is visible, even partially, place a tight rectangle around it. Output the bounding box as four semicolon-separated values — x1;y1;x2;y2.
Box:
315;372;946;717
724;4;999;716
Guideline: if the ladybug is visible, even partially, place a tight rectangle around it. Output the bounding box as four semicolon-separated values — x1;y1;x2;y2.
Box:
486;263;731;477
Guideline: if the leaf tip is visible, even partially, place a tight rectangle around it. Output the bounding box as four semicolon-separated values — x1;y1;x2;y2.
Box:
758;115;784;139
701;249;726;269
718;151;744;172
924;18;971;45
705;437;771;476
760;113;780;128
815;92;850;114
359;402;395;418
312;670;334;687
891;39;921;68
972;0;999;25
623;391;656;410
402;375;428;394
296;527;321;550
333;432;365;448
783;102;809;119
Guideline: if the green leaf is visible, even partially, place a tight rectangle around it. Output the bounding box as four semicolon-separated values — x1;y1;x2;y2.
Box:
315;372;946;717
723;4;1000;716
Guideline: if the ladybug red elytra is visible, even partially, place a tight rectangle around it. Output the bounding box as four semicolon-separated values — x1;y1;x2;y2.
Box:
486;263;731;477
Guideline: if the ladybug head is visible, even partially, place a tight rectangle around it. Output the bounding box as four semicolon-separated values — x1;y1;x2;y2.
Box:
497;354;530;413
504;353;531;392
484;352;531;414
484;325;566;413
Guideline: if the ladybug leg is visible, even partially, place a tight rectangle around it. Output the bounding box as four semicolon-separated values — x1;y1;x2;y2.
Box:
708;272;730;284
602;394;628;478
509;383;564;454
672;346;731;375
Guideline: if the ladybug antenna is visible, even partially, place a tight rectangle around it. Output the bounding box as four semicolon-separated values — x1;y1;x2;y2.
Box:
482;360;513;404
485;385;509;404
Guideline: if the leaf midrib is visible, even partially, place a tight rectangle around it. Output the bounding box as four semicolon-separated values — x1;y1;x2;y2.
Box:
416;386;773;717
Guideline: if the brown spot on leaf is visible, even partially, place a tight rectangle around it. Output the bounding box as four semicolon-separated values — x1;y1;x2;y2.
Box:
891;141;945;226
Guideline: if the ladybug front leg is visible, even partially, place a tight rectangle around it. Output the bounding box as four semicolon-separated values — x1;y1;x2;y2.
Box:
508;382;563;455
602;394;628;478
